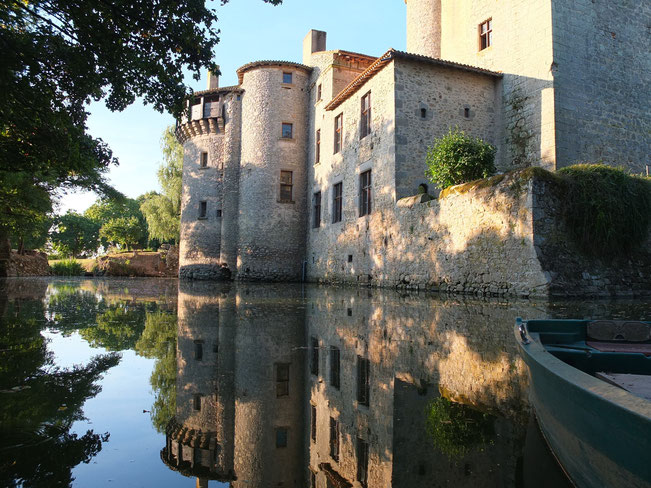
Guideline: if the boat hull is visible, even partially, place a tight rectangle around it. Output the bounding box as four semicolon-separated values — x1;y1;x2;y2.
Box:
516;322;651;488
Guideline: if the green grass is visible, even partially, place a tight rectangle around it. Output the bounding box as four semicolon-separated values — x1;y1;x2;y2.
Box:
50;259;86;276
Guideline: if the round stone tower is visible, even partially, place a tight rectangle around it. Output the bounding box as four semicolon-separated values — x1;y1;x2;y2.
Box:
176;71;243;280
235;61;311;281
405;0;442;58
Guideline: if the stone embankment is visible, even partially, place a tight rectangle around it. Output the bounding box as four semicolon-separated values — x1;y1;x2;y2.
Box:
4;251;51;277
95;247;179;277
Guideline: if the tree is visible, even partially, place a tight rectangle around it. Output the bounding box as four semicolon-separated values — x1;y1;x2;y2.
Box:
425;128;496;190
140;126;183;243
0;0;283;274
50;212;101;257
86;197;148;249
99;216;144;251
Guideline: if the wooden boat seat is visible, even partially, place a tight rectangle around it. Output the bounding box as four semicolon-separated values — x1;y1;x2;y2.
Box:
595;372;651;401
586;341;651;356
587;320;650;342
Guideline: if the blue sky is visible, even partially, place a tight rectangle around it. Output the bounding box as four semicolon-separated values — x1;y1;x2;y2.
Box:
60;0;407;213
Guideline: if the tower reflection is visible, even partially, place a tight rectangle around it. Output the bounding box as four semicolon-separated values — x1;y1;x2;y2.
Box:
162;282;562;487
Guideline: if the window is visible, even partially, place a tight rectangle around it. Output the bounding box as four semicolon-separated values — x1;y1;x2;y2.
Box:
359;170;372;217
200;151;208;168
313;192;321;228
199;201;207;219
356;438;369;486
311;405;317;442
194;341;204;361
276;363;290;397
315;129;321;164
193;394;201;411
283;72;293;84
334;113;343;154
332;182;342;223
479;19;492;50
330;346;340;389
276;427;288;448
360;92;371;138
216;209;222;218
310;336;319;376
282;122;293;139
280;171;293;203
357;356;370;406
329;417;340;462
421;108;427;119
317;83;322;101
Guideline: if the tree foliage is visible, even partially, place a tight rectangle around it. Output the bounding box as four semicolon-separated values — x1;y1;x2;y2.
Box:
558;164;651;257
50;211;100;257
425;128;496;190
99;216;144;251
0;0;283;270
85;197;148;249
140;126;183;243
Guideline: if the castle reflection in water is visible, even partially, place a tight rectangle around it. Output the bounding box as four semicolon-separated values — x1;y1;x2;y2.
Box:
160;281;558;488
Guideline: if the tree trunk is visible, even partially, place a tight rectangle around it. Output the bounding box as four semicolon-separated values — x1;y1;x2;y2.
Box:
0;231;11;277
18;237;25;255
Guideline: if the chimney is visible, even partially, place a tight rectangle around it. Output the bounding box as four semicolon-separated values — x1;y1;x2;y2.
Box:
302;30;327;65
207;66;220;90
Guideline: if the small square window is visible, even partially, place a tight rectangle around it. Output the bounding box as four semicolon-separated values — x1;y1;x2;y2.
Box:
275;427;288;448
283;72;293;84
479;19;492;51
200;152;208;168
282;122;293;139
199;201;207;219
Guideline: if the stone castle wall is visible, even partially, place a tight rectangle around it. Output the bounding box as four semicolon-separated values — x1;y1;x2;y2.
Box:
551;0;650;172
237;65;310;281
393;57;500;198
179;90;242;280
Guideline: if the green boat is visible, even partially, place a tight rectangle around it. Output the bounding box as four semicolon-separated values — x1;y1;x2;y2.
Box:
515;318;651;488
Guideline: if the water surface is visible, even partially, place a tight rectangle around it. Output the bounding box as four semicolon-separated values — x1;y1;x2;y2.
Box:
1;277;647;487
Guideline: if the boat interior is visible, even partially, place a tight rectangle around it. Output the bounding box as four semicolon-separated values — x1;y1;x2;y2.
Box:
526;320;651;401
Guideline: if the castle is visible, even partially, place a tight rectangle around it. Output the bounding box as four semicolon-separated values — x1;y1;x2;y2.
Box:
175;0;650;291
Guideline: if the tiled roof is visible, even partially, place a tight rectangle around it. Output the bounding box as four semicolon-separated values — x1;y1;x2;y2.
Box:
236;60;313;84
325;48;503;111
191;85;243;97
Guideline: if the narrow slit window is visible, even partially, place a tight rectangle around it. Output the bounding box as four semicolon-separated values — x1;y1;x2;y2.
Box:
329;417;340;462
313;192;321;228
315;129;321;164
334;113;343;154
276;363;290;397
194;341;204;361
280;171;293;203
464;107;470;118
330;346;340;389
310;336;319;376
359;170;372;217
317;83;322;101
357;356;370;406
200;152;208;168
311;404;317;442
356;437;369;486
199;201;207;219
193;394;201;411
360;92;371;139
479;19;492;50
421;108;427;119
332;182;342;223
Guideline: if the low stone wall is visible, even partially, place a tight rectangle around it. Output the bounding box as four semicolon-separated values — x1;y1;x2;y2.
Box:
5;251;50;277
307;170;651;298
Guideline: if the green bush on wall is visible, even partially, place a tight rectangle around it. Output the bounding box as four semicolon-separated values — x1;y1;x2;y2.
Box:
425;128;497;189
558;164;651;257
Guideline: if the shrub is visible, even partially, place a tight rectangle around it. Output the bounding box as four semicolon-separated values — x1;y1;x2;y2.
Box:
425;128;496;189
558;164;651;257
50;259;85;276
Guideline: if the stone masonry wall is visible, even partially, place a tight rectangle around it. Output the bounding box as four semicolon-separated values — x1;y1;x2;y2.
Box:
551;0;651;172
394;57;499;198
307;171;550;297
237;65;310;281
438;0;556;171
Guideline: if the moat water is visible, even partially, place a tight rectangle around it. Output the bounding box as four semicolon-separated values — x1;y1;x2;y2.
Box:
0;278;648;488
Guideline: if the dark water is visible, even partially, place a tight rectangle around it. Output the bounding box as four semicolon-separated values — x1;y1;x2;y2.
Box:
0;278;648;487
